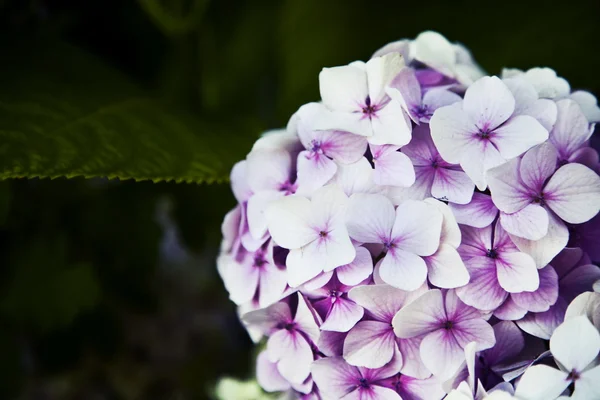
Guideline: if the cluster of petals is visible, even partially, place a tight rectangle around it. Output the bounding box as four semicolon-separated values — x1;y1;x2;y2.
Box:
217;30;600;400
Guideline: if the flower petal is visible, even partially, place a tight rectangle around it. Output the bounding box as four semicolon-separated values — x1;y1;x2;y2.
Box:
459;140;505;191
516;298;567;339
456;256;508;311
430;103;475;164
397;336;432;379
330;158;379;197
257;351;291;392
265;195;314;249
372;146;416;187
321;297;364;333
569;90;600;123
420;329;465;381
494;296;528;321
348;284;415;322
496;251;539;293
550;99;593;160
425;198;462;248
392;200;443;256
544;163;600;224
379;249;428;291
449;193;498;228
369;100;413;146
577;365;600;400
463;76;515;130
267;330;313;384
336;246;374;286
550;316;600;372
500;205;549;241
514;365;569;400
519;142;558;192
452;318;496;351
312;356;360;399
296;150;338;194
484;321;524;366
346;193;395;243
246;149;293;192
343;320;397;368
322;130;368;164
487;158;531;214
511;265;559;313
319;64;368;112
426;244;470;289
432;168;475;205
392;289;445;338
366;53;404;104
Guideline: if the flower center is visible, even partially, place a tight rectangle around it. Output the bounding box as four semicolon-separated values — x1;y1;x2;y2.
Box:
310;139;323;154
253;253;267;268
486;248;498;259
532;193;545;206
413;104;430;119
279;181;297;195
444;321;454;330
279;322;296;331
358;378;370;388
362;96;379;118
477;127;493;140
567;370;581;381
319;230;328;238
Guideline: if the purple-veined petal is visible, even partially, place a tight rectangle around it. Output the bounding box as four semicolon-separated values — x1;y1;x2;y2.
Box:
420;329;465;381
519;142;558;192
392;200;443;256
509;212;569;268
258;261;289;308
348;284;416;323
426;244;470;289
242;301;292;334
296;150;338;194
432;168;475;205
422;88;463;122
387;67;422;122
372;146;416;187
330;158;379;197
491;115;548;160
458;224;492;260
495;251;539;293
549;316;600;372
318;330;347;357
516;297;568;339
336;246;374;286
392;289;445;338
319;64;368;112
550;99;593;161
312;356;361;399
379;249;428;291
267;329;313;384
387;167;435;204
459;140;506;191
511;265;558;313
394;374;445;400
343;320;397;368
397;336;432;379
456;256;508;311
257;351;291;392
463;76;515;130
246;149;293;192
499;205;549;241
494;296;528;321
487;158;531;214
346;194;395;244
444;289;488;323
424;198;462;248
315;107;373;138
321;297;364;332
294;292;321;343
430;103;476;164
450;193;498;228
218;254;260;306
544;163;600;224
452;318;496;351
321;130;368;164
401;124;439;165
484;321;524;366
569;146;599;169
514;365;569;400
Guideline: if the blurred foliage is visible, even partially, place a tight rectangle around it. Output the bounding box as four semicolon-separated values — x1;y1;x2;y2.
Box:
0;0;599;398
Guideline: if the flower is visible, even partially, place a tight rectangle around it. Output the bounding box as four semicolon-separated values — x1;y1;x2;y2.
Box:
345;194;442;290
313;53;412;146
265;184;356;287
514;316;600;400
487;142;600;267
430;76;548;190
392;289;496;380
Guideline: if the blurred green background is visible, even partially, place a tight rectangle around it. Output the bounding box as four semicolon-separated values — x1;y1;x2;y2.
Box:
0;0;598;398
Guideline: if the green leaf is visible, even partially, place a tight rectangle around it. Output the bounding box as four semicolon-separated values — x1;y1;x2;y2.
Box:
0;235;101;331
0;37;249;184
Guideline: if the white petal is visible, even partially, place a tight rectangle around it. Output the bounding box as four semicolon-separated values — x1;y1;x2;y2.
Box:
393;200;443;256
569;90;600;123
246;149;292;192
348;284;415;322
329;158;379;197
430;103;475;164
392;289;445;338
514;365;569;400
412;31;457;77
346;193;395;243
491;115;548;160
426;244;470;288
544;163;600;224
576;365;600;400
463;76;515;130
487;158;531;214
524;67;570;99
449;193;498;228
424;198;462;248
500;206;549;241
431;168;475;205
496;252;539;293
265;195;314;249
460;141;506;191
319;63;367;112
343;320;396;368
550;316;600;372
379;249;428;291
373;149;416;187
550;99;593;160
369;100;413;146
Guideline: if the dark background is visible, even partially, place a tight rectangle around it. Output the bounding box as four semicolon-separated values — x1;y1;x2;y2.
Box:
0;0;598;399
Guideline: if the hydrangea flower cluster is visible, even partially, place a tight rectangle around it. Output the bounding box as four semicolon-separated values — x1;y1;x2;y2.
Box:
217;31;600;400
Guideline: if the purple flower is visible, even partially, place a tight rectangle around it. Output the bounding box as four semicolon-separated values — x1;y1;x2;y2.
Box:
343;284;429;374
398;124;475;204
314;53;412;146
455;222;543;312
430;76;548;190
311;354;402;399
345;194;442;291
293;103;368;194
549;99;597;167
265;185;356;287
304;273;364;333
217;240;288;308
242;293;320;385
449;193;498;228
392;289;496;380
516;248;600;339
487;142;600;267
387;67;462;124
